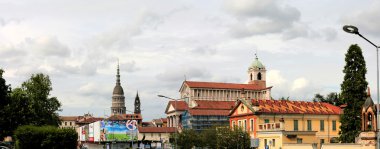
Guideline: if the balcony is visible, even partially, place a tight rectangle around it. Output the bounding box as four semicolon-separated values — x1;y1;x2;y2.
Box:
258;122;284;131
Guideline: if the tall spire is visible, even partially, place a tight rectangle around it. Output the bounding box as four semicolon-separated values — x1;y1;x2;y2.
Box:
111;59;126;115
134;91;141;114
116;60;121;86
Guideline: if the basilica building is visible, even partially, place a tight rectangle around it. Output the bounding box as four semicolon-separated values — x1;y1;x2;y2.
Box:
166;55;272;131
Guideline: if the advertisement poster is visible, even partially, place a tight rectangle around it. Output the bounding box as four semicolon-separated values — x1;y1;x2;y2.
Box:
89;123;94;142
100;120;138;141
79;125;88;141
94;121;101;142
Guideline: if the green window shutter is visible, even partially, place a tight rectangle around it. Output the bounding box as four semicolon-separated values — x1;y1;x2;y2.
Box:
294;120;298;131
307;120;312;131
320;120;325;131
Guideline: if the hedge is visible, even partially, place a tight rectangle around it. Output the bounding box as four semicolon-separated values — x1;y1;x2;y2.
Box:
14;125;78;149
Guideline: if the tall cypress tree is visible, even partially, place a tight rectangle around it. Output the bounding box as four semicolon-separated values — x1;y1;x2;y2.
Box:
339;44;368;143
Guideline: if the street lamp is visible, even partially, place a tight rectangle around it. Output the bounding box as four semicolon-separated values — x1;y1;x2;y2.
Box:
157;95;180;149
343;25;380;148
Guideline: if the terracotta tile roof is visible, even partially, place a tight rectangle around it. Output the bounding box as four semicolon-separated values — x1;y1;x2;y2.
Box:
161;118;167;123
106;114;142;121
152;119;163;124
138;127;177;133
183;81;271;90
194;100;236;110
249;99;341;115
142;121;154;127
170;100;188;111
76;117;104;124
165;101;188;113
189;109;231;116
60;116;78;121
153;118;167;124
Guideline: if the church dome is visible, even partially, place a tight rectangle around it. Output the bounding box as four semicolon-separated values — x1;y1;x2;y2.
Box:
113;85;124;95
249;57;265;69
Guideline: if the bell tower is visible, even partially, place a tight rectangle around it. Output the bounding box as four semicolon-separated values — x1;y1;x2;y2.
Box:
248;54;266;88
357;87;377;146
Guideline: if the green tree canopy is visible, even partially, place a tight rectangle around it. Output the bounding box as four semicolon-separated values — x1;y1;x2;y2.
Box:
312;92;343;106
0;69;11;139
0;72;62;139
19;73;61;126
339;44;368;143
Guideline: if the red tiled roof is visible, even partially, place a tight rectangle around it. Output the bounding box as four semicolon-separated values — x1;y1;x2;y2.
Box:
248;99;341;115
188;109;231;116
60;116;78;121
138;127;177;133
161;118;167;123
183;81;271;90
106;114;142;121
194;100;235;110
170;100;188;111
76;117;103;124
165;101;188;113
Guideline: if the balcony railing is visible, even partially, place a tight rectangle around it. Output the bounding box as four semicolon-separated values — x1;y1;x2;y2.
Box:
258;122;284;131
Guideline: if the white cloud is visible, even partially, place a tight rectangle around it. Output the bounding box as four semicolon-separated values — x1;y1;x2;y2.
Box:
267;70;287;87
291;77;309;91
341;1;380;36
225;0;301;37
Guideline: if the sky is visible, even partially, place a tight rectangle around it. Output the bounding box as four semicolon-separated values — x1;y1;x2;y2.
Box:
1;0;380;121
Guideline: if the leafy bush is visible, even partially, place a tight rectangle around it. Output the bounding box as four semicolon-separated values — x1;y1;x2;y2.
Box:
14;125;77;149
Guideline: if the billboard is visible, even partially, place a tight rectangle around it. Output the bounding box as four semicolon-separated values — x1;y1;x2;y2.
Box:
100;120;138;142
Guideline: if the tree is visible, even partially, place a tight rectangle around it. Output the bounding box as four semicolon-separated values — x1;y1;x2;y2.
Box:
20;73;61;126
216;127;250;149
312;92;343;106
2;73;62;138
199;127;217;148
14;125;77;149
0;69;11;139
339;44;368;143
175;129;200;149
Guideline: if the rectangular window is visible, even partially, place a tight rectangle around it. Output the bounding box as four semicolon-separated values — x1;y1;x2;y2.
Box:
250;119;254;132
294;120;298;131
332;120;336;131
320;120;325;131
320;139;325;144
264;139;267;147
264;119;269;123
65;122;67;126
70;122;72;126
297;138;303;144
307;120;312;131
244;120;247;131
272;139;275;147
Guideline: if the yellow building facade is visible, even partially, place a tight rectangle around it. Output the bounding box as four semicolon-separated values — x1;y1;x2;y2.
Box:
229;99;341;149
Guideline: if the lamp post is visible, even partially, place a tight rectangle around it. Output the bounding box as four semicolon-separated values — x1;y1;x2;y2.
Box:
343;25;380;148
158;95;180;149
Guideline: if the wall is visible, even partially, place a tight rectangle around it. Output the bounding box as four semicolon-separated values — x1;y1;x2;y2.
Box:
321;144;375;149
283;143;314;149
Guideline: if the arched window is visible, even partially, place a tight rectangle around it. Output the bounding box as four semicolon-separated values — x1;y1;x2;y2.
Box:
250;73;253;81
257;72;262;80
